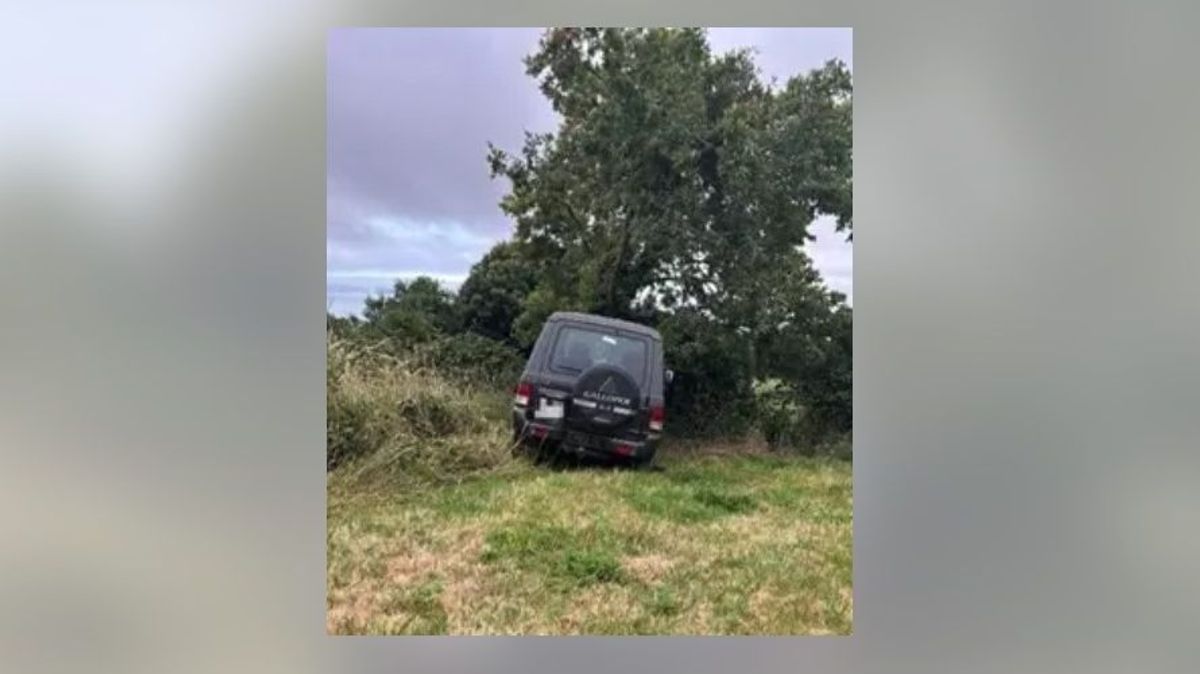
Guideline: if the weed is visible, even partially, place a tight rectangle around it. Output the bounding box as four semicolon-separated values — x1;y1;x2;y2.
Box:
647;587;681;616
562;550;624;584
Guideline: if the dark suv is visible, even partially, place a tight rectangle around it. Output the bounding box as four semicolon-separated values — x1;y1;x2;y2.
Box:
512;312;671;467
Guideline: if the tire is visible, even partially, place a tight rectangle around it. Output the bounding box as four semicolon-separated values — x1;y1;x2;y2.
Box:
534;440;560;466
634;448;659;471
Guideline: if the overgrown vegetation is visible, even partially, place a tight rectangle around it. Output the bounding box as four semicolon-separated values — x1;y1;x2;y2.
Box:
326;335;512;482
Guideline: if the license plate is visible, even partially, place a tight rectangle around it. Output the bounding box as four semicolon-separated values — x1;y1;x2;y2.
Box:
534;398;564;420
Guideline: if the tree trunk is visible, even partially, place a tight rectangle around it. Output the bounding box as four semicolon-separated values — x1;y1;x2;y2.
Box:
747;331;759;383
606;218;632;315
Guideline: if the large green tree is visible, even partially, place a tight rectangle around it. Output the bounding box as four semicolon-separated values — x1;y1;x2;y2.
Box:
457;241;538;346
488;28;852;378
362;276;459;343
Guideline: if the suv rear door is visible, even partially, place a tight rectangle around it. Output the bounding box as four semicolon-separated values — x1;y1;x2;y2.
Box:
531;320;655;438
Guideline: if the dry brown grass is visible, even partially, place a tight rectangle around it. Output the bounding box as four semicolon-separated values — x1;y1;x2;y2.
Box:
326;335;513;483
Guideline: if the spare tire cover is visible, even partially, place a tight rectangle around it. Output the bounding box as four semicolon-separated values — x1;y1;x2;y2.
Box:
570;364;641;431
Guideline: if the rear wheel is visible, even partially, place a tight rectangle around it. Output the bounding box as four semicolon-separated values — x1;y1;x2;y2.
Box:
633;448;659;471
534;440;563;466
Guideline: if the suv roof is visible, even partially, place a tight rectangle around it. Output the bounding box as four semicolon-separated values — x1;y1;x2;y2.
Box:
546;311;662;339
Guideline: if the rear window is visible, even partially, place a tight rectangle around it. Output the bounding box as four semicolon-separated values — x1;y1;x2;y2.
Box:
549;325;648;381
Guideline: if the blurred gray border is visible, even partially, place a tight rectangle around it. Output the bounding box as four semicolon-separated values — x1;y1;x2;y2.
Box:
3;1;1199;673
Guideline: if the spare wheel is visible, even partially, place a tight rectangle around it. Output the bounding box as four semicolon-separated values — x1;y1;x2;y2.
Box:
569;364;641;432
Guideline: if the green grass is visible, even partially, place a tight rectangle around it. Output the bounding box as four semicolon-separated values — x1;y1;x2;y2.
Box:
481;522;620;580
327;450;852;635
623;480;759;523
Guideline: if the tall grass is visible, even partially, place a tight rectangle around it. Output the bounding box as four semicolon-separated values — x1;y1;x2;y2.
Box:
327;335;513;489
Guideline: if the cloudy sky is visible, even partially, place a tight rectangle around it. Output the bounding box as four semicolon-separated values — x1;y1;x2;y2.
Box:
327;27;853;316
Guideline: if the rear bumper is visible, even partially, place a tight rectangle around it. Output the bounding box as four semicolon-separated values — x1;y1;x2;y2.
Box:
512;409;658;461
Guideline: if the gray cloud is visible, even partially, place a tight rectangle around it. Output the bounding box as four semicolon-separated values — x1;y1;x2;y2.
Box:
327;28;554;231
707;27;853;80
328;28;853;315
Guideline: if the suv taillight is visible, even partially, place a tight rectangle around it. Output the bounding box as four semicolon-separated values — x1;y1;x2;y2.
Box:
514;380;534;407
649;404;665;432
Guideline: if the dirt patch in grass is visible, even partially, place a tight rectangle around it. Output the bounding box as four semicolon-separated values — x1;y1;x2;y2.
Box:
621;554;676;583
558;584;646;633
327;520;492;634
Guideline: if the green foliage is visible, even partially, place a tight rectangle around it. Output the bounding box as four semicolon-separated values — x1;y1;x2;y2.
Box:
656;308;756;437
760;304;853;439
327;312;362;338
491;28;850;322
362;276;460;345
753;377;851;456
753;378;813;452
426;331;525;389
486;28;852;440
458;241;538;346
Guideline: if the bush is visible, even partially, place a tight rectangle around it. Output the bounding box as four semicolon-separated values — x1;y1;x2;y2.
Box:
665;378;756;439
657;310;757;438
425;332;525;389
752;378;852;458
753;378;810;453
326;335;511;484
821;433;853;461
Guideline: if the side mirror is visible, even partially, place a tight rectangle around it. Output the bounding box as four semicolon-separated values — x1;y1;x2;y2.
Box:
664;369;675;385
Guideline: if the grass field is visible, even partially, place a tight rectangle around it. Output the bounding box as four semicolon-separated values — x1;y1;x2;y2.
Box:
327;447;852;635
